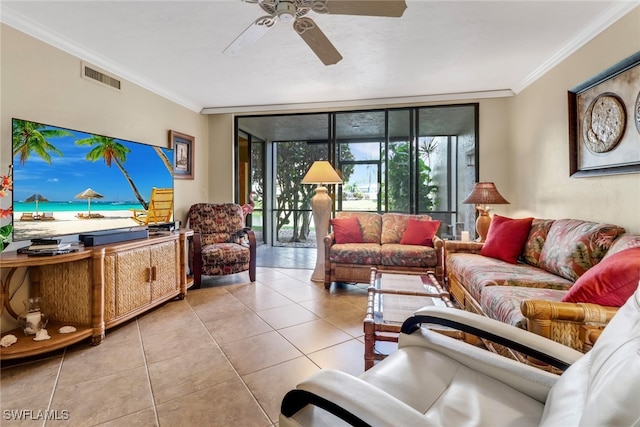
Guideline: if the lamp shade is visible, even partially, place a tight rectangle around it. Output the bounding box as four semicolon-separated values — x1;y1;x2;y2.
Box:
301;161;342;185
462;182;509;205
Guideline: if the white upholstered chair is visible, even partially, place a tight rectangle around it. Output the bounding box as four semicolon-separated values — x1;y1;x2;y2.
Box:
280;287;640;426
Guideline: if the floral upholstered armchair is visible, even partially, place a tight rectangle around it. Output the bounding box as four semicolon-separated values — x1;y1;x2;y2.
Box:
186;203;256;288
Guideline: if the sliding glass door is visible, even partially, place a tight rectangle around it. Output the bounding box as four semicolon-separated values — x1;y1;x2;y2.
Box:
236;103;478;247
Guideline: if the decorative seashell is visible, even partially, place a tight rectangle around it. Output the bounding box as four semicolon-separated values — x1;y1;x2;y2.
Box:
58;326;77;334
33;329;51;341
0;334;18;347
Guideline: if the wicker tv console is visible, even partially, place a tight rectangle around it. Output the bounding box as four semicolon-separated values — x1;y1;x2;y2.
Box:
0;229;194;360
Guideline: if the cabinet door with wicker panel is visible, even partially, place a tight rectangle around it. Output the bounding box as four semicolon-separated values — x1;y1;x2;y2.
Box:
103;240;178;326
39;259;93;326
150;240;178;301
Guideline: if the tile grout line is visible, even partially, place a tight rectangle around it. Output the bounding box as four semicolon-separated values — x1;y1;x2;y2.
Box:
236;274;365;373
42;349;66;427
184;288;274;425
136;318;161;427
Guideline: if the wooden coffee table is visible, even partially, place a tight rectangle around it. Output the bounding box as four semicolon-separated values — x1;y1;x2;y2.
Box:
363;268;458;370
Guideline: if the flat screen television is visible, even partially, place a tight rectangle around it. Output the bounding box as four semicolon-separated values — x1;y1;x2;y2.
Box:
11;118;174;243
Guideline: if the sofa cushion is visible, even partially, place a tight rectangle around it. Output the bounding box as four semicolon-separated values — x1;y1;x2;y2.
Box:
400;219;441;247
562;248;640;307
480;285;567;328
329;243;381;264
538;219;625;282
480;215;533;264
381;213;433;244
447;253;574;302
603;233;640;259
336;212;381;244
522;219;555;268
380;244;439;268
331;216;363;244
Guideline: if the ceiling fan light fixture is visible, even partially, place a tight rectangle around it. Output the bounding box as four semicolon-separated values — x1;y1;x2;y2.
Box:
276;0;296;22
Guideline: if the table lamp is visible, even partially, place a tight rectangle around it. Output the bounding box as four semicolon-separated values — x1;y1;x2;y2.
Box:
301;161;342;282
462;182;509;242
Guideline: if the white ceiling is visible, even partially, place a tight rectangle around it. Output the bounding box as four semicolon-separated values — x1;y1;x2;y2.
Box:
1;1;638;114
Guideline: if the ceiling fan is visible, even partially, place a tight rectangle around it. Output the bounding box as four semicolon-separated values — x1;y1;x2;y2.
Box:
223;0;407;66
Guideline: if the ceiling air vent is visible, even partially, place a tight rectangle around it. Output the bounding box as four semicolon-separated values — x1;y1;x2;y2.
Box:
81;62;121;91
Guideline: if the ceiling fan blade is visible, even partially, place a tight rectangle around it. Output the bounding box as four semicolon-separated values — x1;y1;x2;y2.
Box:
223;15;276;55
311;0;407;17
294;17;343;66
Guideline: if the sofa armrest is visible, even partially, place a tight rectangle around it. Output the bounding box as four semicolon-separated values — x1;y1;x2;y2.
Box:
521;299;618;350
323;232;335;247
432;235;444;249
444;240;484;255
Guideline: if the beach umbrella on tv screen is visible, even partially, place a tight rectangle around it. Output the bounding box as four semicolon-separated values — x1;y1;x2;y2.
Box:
24;193;49;217
75;188;104;216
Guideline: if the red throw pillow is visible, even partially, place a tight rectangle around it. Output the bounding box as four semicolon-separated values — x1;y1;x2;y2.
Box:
562;248;640;306
400;219;441;247
480;215;534;264
330;217;363;244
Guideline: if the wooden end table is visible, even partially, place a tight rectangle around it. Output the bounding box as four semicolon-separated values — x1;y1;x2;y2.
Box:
364;268;458;370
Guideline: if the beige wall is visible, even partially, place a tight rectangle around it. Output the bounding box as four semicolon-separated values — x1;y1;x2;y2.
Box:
207;114;235;202
507;8;640;232
0;24;209;228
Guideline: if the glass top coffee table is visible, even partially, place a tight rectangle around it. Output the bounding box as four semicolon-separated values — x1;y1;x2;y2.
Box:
364;268;458;370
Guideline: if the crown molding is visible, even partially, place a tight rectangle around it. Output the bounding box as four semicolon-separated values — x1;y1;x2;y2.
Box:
200;90;514;115
513;2;639;93
1;7;202;113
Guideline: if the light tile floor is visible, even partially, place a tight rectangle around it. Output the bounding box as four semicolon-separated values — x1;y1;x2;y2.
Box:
1;265;383;426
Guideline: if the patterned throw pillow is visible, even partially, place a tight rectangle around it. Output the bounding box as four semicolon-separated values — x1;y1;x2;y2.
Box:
538;219;626;282
522;219;555;267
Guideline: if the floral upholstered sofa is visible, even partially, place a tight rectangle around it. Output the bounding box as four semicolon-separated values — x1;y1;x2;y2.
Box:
323;212;444;289
446;216;640;351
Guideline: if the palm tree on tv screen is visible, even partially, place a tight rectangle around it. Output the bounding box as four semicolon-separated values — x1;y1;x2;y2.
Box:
12;119;68;165
75;135;150;209
153;146;173;175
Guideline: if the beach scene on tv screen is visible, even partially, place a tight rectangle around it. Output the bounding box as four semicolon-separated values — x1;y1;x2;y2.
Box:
12;119;174;242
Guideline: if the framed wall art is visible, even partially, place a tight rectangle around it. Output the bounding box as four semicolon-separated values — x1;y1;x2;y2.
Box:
169;130;194;180
568;51;640;177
